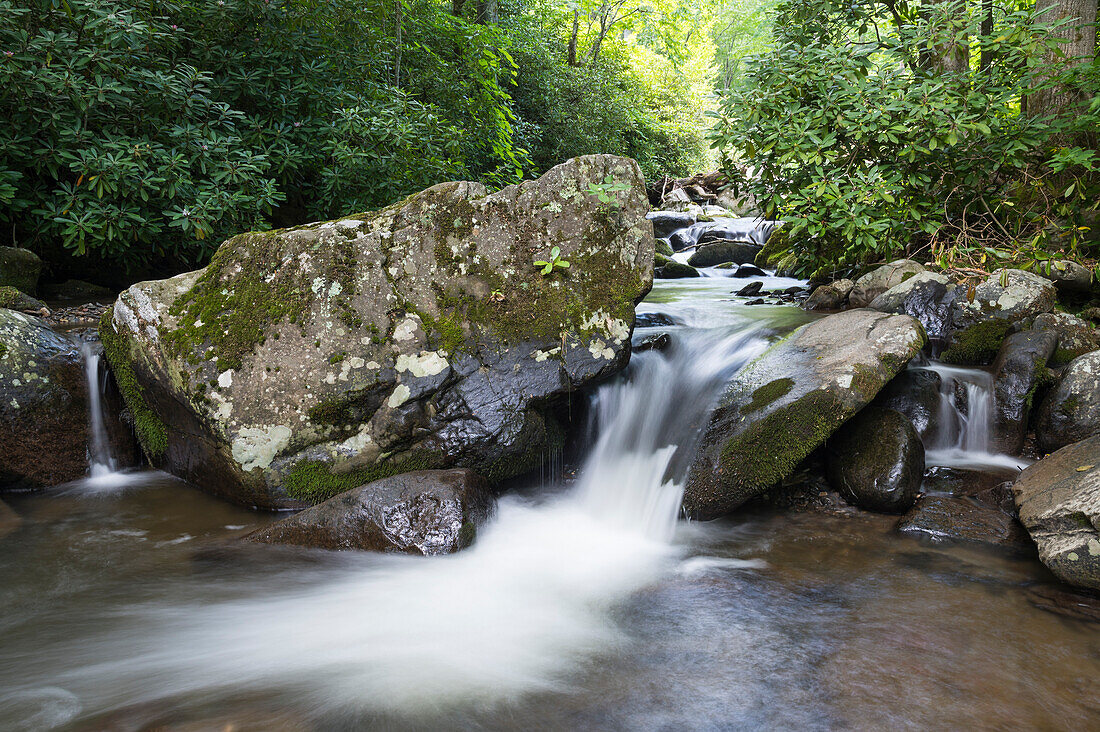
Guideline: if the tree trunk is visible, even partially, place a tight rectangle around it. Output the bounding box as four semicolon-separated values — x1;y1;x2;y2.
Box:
568;10;580;66
930;0;970;74
979;0;994;70
1028;0;1098;116
475;0;498;24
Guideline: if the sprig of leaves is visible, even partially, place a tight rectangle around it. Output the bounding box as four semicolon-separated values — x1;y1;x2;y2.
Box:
534;246;570;276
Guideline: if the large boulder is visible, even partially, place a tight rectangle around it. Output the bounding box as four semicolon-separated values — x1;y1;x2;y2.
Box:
101;155;653;509
0;309;87;489
245;469;493;555
687;240;760;268
654;254;700;279
868;271;955;340
1036;351;1100;453
826;407;925;513
804;279;854;311
991;330;1057;454
0;286;48;314
646;211;695;239
847;259;925;308
683;309;926;518
871;367;942;441
0;247;42;296
1013;436;1100;590
950;269;1056;333
1033;312;1100;364
1041;260;1092;295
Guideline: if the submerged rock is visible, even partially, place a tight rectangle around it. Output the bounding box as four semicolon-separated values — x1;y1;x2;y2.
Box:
0;247;42;295
898;495;1030;552
245;469;493;555
687;240;760;268
0;309;87;489
1013;435;1100;590
848;260;925;308
827;407;925;513
990;330;1056;454
683;309;926;518
101;155;653;509
654;255;700;279
950;269;1056;333
869;271;955;340
1036;351;1100;453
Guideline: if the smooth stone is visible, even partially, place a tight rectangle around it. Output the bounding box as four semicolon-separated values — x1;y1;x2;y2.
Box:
868;271;955;340
245;469;493;555
1037;351;1100;452
635;312;679;329
687;240;761;268
991;330;1057;454
655;260;700;279
736;281;763;296
654;238;674;257
805;279;854;311
872;367;942;440
0;287;48;314
897;494;1030;551
732;264;766;278
1033;312;1100;363
646;211;696;239
848;259;926;308
1013;435;1100;590
827;407;925;513
633;332;671;353
1041;260;1092;294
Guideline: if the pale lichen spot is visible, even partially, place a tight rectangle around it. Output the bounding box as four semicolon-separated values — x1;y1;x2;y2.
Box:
387;384;411;408
395;350;448;377
218;369;233;388
393;317;420;342
231;425;292;472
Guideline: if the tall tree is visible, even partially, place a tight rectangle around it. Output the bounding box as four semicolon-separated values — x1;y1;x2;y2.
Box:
1029;0;1097;115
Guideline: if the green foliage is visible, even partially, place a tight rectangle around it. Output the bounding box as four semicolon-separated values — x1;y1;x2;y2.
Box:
712;0;1100;276
534;246;570;276
586;175;633;204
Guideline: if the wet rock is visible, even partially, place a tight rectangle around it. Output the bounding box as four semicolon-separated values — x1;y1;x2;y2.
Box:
735;281;763;297
1041;260;1092;295
732;264;767;278
804;279;854;311
101;155;653;509
655;257;700;279
697;218;776;247
633;332;671;353
1012;435;1100;590
869;271;955;340
848;260;926;308
941;318;1013;366
0;286;48;315
0;247;42;295
1033;312;1100;364
635;312;679;328
897;495;1030;551
991;330;1057;454
827;407;924;513
245;469;493;555
950;269;1056;333
654;238;674;257
1024;583;1100;623
684;309;926;518
872;367;941;440
0;309;88;489
669;230;695;252
1036;351;1100;452
646;211;696;239
687;240;761;268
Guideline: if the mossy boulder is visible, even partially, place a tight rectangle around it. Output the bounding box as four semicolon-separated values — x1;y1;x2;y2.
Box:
244;469;493;555
101;155;653;509
0;286;47;314
940;319;1013;365
826;407;925;514
1033;312;1100;364
991;330;1057;454
0;247;42;296
1036;351;1100;453
654;257;700;279
1013;435;1100;590
804;279;854;311
0;309;87;489
686;240;760;268
950;268;1056;333
683;308;926;518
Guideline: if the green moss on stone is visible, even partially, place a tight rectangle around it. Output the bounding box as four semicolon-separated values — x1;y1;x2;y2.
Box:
742;378;794;414
283;451;440;503
98;307;168;458
942;319;1012;365
0;286;19;309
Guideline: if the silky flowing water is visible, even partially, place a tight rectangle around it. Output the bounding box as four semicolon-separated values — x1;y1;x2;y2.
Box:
1;275;1098;730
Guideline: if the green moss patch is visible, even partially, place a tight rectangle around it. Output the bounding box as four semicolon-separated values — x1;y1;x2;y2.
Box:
283;451;441;503
0;286;19;309
942;319;1012;365
98;307;167;458
741;378;794;414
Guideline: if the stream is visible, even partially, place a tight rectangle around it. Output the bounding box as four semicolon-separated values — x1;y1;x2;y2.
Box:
1;272;1099;730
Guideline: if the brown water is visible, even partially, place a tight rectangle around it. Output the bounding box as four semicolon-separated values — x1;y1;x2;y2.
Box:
1;474;1098;731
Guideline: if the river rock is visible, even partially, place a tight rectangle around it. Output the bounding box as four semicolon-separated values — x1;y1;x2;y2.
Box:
687;240;760;268
1042;260;1092;294
683;308;926;518
804;279;854;311
654;256;699;279
732;264;766;278
0;247;42;295
848;260;926;308
1013;435;1100;590
654;238;674;257
0;286;48;314
868;271;955;340
950;269;1056;333
1033;312;1100;364
991;330;1057;454
245;469;493;555
898;494;1030;551
0;309;87;489
101;155;653;509
871;367;942;440
646;211;696;239
826;407;925;513
1036;351;1100;453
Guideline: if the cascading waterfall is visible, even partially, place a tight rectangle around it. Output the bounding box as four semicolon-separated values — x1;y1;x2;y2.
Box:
80;341;116;477
32;318;774;720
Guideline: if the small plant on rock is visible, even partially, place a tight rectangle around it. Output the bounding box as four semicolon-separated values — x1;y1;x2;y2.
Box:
586;175;631;205
534;246;570;276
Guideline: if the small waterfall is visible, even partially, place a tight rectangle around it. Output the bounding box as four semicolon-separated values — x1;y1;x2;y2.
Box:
81;341;116;476
917;362;1028;471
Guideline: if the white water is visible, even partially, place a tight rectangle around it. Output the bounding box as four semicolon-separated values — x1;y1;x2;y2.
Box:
917;362;1030;472
28;322;774;721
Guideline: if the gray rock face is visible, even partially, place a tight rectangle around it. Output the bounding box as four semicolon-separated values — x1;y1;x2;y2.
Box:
951;269;1056;332
1042;260;1092;294
991;330;1057;454
683;309;926;518
869;271;955;340
827;407;925;513
872;367;942;440
805;279;854;311
102;155;653;509
0;309;88;489
0;247;42;296
687;240;761;268
1013;436;1100;590
1033;312;1100;363
646;211;696;239
848;260;926;308
1037;351;1100;453
245;469;493;555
